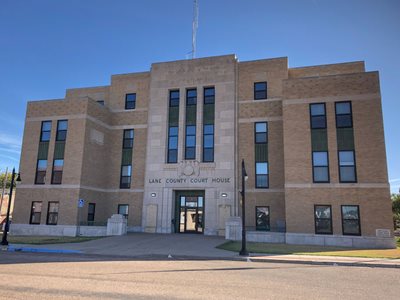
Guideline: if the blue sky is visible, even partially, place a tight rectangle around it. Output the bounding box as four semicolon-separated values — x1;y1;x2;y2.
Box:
0;0;399;191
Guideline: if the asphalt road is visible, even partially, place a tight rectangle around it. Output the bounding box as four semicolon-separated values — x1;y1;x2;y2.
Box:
0;252;399;299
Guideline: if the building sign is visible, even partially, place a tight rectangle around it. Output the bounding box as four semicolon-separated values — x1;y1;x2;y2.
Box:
148;177;231;184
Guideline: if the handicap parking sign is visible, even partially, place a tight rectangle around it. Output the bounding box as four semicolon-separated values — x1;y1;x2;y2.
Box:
78;199;85;208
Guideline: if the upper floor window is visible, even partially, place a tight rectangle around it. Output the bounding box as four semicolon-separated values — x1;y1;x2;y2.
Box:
185;125;196;160
202;125;214;162
254;82;267;100
56;120;68;141
186;89;197;106
338;150;356;182
35;159;47;184
255;162;269;188
120;165;132;189
310;103;327;129
255;122;268;144
204;87;215;104
335;101;353;128
312;151;329;183
169;90;180;107
125;93;136;110
123;129;134;149
40;121;52;142
51;159;64;184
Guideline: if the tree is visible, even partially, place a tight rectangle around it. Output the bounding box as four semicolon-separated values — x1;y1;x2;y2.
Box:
0;172;14;190
392;193;400;230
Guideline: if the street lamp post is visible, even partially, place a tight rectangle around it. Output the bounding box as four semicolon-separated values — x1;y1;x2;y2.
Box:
1;168;21;246
239;159;249;256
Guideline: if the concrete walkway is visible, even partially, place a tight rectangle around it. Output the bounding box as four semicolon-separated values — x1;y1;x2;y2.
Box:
8;233;400;268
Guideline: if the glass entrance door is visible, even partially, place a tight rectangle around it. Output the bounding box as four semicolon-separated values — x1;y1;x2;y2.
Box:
179;196;204;233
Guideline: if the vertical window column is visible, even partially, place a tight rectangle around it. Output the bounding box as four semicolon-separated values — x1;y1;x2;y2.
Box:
120;129;134;188
51;120;68;184
255;122;268;188
310;103;329;183
335;101;357;182
203;87;215;162
35;121;52;184
167;90;180;163
185;89;197;160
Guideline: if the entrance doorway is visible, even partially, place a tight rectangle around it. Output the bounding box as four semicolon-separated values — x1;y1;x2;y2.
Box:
176;193;204;234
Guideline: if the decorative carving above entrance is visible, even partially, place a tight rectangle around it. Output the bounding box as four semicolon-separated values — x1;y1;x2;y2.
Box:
178;160;200;177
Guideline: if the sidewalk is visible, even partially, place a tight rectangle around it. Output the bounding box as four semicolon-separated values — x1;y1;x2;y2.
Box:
4;233;400;268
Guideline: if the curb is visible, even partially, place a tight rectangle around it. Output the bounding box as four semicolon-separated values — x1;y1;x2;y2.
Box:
4;246;82;254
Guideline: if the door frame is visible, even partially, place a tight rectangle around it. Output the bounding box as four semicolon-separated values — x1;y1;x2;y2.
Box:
174;190;205;234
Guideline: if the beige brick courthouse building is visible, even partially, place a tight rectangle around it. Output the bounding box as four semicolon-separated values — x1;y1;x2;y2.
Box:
12;54;395;248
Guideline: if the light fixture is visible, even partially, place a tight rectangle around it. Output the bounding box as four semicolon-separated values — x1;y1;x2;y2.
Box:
151;193;157;198
221;193;228;198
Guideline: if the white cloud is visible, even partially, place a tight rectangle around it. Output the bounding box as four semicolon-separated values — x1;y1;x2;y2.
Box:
0;133;22;150
389;178;400;183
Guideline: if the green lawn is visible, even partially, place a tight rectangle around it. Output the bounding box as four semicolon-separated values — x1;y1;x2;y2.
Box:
217;237;400;259
6;235;104;245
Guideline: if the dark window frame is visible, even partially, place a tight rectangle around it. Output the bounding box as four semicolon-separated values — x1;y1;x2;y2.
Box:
118;204;129;219
341;205;361;236
35;159;47;185
314;205;333;234
97;100;105;106
254;82;267;100
123;129;134;149
254;122;268;144
309;103;327;129
51;159;64;185
202;124;214;162
186;88;197;106
312;151;330;183
167;126;179;163
46;201;59;225
87;203;96;223
255;206;270;231
335;101;353;128
169;90;180;107
29;201;42;225
338;150;357;183
255;162;269;189
120;164;132;189
40;121;52;142
56;120;68;142
185;125;196;160
203;86;215;104
125;93;136;110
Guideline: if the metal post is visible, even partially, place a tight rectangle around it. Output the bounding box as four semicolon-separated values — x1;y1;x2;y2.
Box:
239;159;248;256
1;168;15;246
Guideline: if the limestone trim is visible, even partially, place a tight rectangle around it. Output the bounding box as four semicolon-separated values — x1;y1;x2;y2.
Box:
282;93;380;106
244;189;285;193
285;183;389;189
239;117;283;123
110;108;148;113
26;114;148;130
239;97;282;103
18;184;144;193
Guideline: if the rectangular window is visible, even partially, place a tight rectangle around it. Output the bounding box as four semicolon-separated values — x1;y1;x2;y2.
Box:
312;151;329;183
40;121;52;142
256;206;270;231
88;203;96;223
169;90;180;107
35;159;47;184
97;100;105;106
120;165;132;189
204;87;215;104
310;103;327;129
167;126;178;163
335;101;353;128
255;122;268;144
254;82;267;100
56;120;68;141
186;89;197;106
341;205;361;235
338;150;356;182
255;162;269;188
123;129;134;149
29;201;42;224
314;205;332;234
46;202;59;225
203;125;214;162
118;204;129;219
185;125;196;160
51;159;64;184
125;93;136;109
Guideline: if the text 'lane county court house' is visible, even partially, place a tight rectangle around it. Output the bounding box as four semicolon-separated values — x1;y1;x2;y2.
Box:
12;55;395;248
